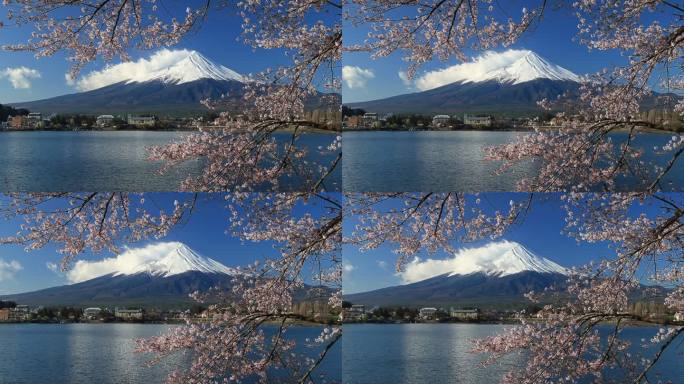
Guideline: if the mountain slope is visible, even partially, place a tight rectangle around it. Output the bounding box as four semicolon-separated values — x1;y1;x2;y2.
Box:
0;243;240;308
346;78;580;116
108;242;239;278
12;50;249;115
345;50;583;116
417;50;580;86
1;243;332;309
345;270;568;309
345;241;568;309
13;77;246;115
0;270;237;308
12;50;338;116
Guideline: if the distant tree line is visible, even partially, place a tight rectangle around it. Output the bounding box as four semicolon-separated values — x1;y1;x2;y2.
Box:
0;104;29;122
0;300;17;309
342;106;366;117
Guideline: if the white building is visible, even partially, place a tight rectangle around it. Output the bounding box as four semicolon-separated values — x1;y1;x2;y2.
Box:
127;115;157;127
343;304;366;321
115;308;144;320
431;115;451;127
27;112;42;121
96;115;115;127
464;114;492;127
450;308;479;320
362;113;379;128
9;305;31;321
84;307;102;319
419;307;438;320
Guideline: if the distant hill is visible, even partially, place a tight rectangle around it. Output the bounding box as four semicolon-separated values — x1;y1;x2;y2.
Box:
346;78;580;116
0;243;242;309
13;78;247;116
345;241;668;310
344;50;680;117
1;243;332;310
345;270;568;310
9;50;339;117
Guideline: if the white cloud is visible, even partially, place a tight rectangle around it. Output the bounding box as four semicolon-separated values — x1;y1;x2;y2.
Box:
343;263;355;273
71;49;195;91
342;65;375;89
46;262;61;274
0;259;22;281
66;242;181;283
414;49;531;91
1;67;41;89
398;71;412;87
377;260;388;270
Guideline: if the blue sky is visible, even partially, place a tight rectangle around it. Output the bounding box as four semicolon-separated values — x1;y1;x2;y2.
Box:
0;5;338;103
0;193;339;295
343;193;669;294
343;5;661;103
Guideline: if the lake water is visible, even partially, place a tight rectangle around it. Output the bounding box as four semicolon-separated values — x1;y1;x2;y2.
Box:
343;131;684;191
0;131;340;191
0;323;340;383
343;323;683;384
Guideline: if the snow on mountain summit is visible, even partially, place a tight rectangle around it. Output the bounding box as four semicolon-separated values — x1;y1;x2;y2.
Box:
123;242;239;277
72;49;246;91
447;241;568;277
415;49;580;90
400;240;567;283
144;50;246;85
66;242;238;283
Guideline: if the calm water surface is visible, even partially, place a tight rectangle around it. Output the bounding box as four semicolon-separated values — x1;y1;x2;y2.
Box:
0;323;340;384
0;131;340;191
343;131;684;191
343;323;683;384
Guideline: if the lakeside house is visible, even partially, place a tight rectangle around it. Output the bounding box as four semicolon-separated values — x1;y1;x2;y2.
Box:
450;308;479;320
343;304;366;321
463;114;492;127
96;115;115;127
127;115;157;127
431;115;451;128
362;113;379;128
419;307;438;320
0;305;31;322
114;308;144;320
83;307;102;319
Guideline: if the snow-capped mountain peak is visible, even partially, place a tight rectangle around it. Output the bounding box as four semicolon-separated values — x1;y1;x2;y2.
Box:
498;50;580;84
414;49;580;90
399;240;567;284
447;241;567;277
125;243;239;277
127;50;246;85
65;242;238;283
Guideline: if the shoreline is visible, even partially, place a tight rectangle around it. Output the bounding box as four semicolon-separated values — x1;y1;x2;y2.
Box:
343;127;679;134
345;319;680;326
0;127;339;134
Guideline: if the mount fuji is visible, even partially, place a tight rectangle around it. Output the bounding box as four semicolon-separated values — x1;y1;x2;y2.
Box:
0;243;243;308
11;51;249;115
345;50;583;116
10;50;336;116
344;241;570;310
